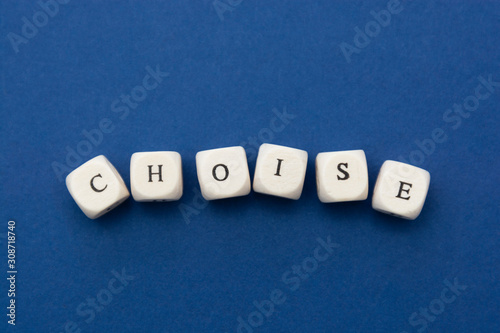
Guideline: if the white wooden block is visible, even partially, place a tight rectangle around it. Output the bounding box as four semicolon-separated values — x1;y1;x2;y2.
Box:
316;149;369;203
196;146;251;200
130;151;183;202
253;143;308;200
66;155;130;219
372;160;430;220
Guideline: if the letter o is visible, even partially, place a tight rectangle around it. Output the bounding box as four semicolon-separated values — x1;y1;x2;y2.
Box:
463;96;479;112
409;150;425;166
131;85;147;102
77;140;93;156
258;128;274;142
97;289;113;306
227;0;243;6
429;299;445;315
302;257;318;273
247;311;264;327
33;11;49;27
212;164;229;181
365;21;381;37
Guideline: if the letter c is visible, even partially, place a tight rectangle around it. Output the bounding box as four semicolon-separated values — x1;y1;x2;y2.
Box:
441;288;456;304
90;174;107;192
313;246;329;262
108;278;124;294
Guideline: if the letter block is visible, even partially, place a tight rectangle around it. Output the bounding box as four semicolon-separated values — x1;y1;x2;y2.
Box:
130;151;183;202
372;160;430;220
253;144;308;200
66;155;130;219
196;146;251;200
316;149;369;203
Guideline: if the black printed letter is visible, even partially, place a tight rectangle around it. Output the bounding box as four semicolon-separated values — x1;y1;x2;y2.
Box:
148;165;163;182
275;159;284;176
396;181;412;200
90;174;107;192
212;164;229;181
337;163;350;180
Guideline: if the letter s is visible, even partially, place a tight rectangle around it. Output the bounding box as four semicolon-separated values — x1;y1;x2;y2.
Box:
76;302;95;324
337;163;350;180
111;99;129;120
409;312;427;333
282;271;300;291
443;109;461;130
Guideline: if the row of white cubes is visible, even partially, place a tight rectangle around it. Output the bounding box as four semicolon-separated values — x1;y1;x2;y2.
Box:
66;143;430;221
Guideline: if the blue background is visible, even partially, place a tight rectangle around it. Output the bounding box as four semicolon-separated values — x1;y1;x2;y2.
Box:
1;1;499;332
